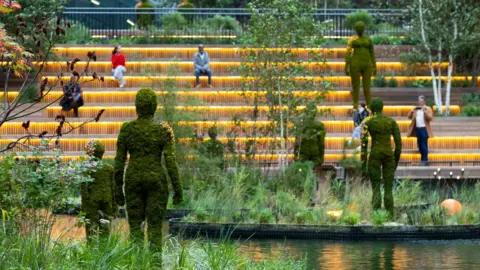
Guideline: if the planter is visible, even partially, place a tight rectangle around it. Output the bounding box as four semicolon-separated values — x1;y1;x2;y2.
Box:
169;218;480;240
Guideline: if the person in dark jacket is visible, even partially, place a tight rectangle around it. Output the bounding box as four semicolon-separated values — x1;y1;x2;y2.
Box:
350;103;369;149
60;75;84;117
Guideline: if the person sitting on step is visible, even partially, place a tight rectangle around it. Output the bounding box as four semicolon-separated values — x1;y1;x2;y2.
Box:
193;44;212;88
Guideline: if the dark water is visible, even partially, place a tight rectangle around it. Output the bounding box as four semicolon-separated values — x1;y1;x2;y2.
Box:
240;239;480;270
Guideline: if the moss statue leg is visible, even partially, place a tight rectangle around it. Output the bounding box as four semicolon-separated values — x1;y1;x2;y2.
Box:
368;156;382;211
362;66;373;108
145;183;168;252
83;200;100;238
382;155;395;217
351;66;361;109
126;187;146;244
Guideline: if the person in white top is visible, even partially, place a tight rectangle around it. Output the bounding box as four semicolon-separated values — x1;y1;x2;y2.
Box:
407;95;434;165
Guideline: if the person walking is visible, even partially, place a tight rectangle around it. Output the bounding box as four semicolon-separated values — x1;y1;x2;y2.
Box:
407;95;433;166
111;45;127;88
350;103;369;150
193;44;212;88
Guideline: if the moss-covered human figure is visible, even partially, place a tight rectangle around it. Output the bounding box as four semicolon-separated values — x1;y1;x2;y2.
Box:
361;97;402;216
199;125;225;168
81;139;115;238
135;0;154;30
115;88;183;251
345;21;377;109
294;103;326;167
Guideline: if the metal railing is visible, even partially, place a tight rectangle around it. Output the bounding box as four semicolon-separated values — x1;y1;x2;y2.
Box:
61;7;407;40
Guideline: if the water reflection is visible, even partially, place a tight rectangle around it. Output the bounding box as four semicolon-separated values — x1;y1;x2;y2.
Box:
241;239;480;269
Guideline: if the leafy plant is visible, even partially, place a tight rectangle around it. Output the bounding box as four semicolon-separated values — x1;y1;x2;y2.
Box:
387;77;398;87
462;105;480;116
371;210;391;226
259;208;274;224
160;12;187;30
341;211;360;225
295;210;314;225
373;74;388;87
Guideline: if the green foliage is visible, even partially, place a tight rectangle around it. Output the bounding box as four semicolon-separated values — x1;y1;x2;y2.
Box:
341;211;360;225
372;74;387;87
371;210;391;226
160;12;187;30
18;84;38;104
387;77;398;88
462;93;480;105
461;105;480;117
281;161;315;198
259;208;274;224
295;210;314;225
420;205;447;226
58;23;97;45
399;49;428;76
393;180;424;205
275;191;303;222
344;10;374;29
204;15;241;33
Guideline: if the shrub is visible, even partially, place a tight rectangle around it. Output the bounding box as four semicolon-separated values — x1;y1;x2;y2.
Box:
275;191;303;221
462;105;480;116
371;35;391;45
462;92;480;105
452;79;469;88
341;211;360;225
344;10;374;29
160;12;187;30
282;161;315;198
259;208;274;224
371;210;391;226
372;74;387;87
295;210;314;225
387;78;398;88
204;15;241;34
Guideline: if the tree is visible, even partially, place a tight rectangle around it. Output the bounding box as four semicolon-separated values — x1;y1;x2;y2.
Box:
237;0;333;170
408;0;480;116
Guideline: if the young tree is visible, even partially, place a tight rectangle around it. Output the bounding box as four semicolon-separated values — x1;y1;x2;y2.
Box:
237;0;333;170
409;0;480;116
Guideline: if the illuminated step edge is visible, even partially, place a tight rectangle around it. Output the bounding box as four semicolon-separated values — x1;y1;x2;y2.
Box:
44;76;479;88
1;91;352;104
7;153;480;165
3;120;470;136
44;105;461;118
1;137;478;152
31;61;448;75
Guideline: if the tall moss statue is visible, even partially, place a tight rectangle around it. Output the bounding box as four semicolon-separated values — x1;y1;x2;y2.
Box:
115;88;183;251
294;103;326;167
361;97;402;216
345;21;377;109
199;125;225;168
81;139;115;238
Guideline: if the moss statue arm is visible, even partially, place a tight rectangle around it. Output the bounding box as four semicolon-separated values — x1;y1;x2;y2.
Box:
114;124;128;206
360;123;369;172
369;38;377;75
163;125;183;205
345;37;354;76
392;120;402;169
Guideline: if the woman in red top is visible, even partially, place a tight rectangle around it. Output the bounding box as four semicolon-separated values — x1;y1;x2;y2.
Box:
111;45;127;88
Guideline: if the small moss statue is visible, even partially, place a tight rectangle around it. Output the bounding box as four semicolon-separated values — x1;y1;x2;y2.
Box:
115;88;183;251
135;0;154;30
361;97;402;216
345;21;377;109
81;139;115;238
294;103;326;167
199;125;225;168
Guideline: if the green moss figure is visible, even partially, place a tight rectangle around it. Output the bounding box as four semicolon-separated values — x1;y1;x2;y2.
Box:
81;140;115;238
199;125;225;169
361;97;402;216
136;0;154;30
115;88;183;251
345;21;377;109
294;103;326;167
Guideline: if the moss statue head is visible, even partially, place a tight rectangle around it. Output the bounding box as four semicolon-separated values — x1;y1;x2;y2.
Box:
208;125;218;140
135;88;157;119
85;139;105;159
370;97;384;114
354;21;365;36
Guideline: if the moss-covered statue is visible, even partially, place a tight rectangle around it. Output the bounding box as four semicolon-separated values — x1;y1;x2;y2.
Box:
81;139;115;238
361;97;402;216
115;88;183;251
345;21;377;109
199;125;225;169
294;103;326;167
135;0;154;30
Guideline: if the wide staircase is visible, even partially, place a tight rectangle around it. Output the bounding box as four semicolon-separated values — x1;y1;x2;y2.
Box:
2;44;480;178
